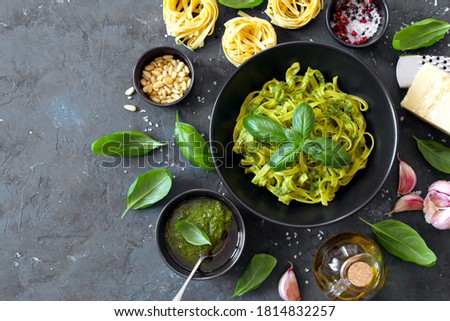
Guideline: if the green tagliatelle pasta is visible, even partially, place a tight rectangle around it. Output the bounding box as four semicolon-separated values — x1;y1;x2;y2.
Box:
232;62;374;205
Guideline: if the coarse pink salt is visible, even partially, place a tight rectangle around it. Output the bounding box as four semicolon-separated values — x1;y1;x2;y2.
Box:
330;0;381;45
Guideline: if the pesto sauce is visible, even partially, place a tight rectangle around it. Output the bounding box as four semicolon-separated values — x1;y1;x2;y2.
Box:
165;197;233;268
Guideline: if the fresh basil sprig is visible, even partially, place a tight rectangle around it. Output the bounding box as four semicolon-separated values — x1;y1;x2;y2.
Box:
219;0;264;9
174;111;216;171
121;168;172;219
392;18;450;51
91;130;167;157
243;103;351;171
360;218;437;267
415;137;450;174
175;221;212;246
231;253;277;298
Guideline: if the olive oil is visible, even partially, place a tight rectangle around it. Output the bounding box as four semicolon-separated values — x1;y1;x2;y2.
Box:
313;232;386;300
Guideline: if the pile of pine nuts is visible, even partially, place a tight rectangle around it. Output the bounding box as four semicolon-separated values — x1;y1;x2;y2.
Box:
140;55;192;104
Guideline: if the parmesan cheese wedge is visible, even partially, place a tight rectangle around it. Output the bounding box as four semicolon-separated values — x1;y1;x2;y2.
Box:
400;63;450;136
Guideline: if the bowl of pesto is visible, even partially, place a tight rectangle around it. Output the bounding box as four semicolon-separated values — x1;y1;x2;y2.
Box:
156;189;245;280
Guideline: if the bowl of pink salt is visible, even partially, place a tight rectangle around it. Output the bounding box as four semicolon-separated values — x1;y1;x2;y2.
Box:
326;0;389;48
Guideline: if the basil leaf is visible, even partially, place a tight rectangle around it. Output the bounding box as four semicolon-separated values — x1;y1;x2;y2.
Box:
91;130;167;157
305;137;351;168
292;102;315;139
175;221;212;246
218;0;264;9
269;142;301;172
360;218;437;267
231;254;277;298
175;111;216;171
392;18;450;50
415;137;450;174
243;115;288;144
121;168;172;219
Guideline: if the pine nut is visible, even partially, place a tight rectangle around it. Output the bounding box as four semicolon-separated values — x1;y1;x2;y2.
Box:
153;81;164;88
124;87;135;96
176;62;185;72
163;77;173;85
123;104;137;112
142;70;151;80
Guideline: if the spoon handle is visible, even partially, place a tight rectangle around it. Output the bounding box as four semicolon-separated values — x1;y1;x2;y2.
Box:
172;256;205;301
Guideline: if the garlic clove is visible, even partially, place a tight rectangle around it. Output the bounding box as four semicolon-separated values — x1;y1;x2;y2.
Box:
427;208;450;230
278;261;301;301
423;181;450;230
397;155;417;195
427;189;450;208
424;192;439;224
387;193;424;215
428;180;450;198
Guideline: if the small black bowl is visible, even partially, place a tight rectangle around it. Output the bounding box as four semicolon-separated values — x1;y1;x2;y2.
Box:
133;46;194;107
326;0;389;48
155;189;245;280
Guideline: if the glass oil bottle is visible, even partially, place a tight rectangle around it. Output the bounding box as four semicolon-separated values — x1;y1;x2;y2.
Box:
313;232;386;300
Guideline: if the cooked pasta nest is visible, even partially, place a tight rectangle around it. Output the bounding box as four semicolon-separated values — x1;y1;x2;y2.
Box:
163;0;219;50
266;0;323;29
232;62;374;205
222;12;277;67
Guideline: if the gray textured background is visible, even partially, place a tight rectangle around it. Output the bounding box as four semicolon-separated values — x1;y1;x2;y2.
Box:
1;0;449;300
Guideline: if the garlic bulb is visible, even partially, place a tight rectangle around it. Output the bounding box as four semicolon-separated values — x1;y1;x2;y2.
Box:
423;180;450;230
278;261;301;301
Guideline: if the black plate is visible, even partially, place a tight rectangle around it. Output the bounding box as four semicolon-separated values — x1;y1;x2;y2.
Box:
210;41;398;227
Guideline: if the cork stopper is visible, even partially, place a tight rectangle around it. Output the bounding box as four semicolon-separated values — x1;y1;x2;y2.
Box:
347;262;373;287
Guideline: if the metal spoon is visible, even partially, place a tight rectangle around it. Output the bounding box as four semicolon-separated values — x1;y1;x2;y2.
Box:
172;254;208;301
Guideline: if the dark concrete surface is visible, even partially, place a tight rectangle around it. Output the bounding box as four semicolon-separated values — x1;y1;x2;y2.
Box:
1;0;449;301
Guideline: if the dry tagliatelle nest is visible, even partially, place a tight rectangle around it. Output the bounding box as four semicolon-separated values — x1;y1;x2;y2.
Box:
163;0;219;50
266;0;323;29
222;12;277;67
